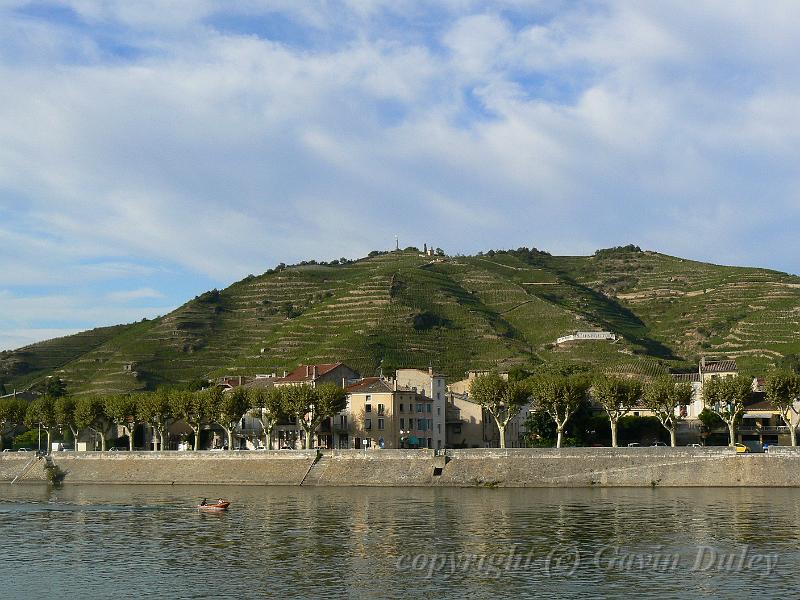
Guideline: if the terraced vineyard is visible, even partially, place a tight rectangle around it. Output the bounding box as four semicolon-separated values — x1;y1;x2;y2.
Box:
2;246;799;394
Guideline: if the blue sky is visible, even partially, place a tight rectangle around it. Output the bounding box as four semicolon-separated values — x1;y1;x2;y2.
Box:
1;1;799;350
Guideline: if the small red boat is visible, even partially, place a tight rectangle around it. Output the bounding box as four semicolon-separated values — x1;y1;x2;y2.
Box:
197;500;230;512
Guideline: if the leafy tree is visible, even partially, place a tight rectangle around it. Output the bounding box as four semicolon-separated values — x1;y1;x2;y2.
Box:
281;383;346;450
214;387;251;450
169;389;212;450
524;409;556;446
592;376;642;447
0;397;27;451
642;376;693;447
765;370;800;447
282;385;319;449
697;407;725;432
529;373;590;448
44;377;67;398
75;396;110;450
25;395;58;451
138;390;173;451
702;376;751;447
54;396;80;446
104;395;140;451
469;373;530;449
250;387;284;449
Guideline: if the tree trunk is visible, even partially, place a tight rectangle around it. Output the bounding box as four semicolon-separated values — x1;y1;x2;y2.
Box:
610;419;618;447
781;413;797;447
727;421;736;447
227;427;234;451
669;427;677;447
99;431;106;451
46;429;52;452
299;421;311;449
193;426;200;450
159;430;166;451
497;423;506;449
556;426;564;449
128;426;135;451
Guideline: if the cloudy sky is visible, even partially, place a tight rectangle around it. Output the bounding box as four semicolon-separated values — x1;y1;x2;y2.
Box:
1;1;799;350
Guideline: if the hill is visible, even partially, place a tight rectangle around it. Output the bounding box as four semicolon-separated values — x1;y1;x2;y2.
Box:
2;246;799;395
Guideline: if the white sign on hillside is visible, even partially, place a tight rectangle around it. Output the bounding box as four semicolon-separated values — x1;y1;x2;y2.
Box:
556;331;617;344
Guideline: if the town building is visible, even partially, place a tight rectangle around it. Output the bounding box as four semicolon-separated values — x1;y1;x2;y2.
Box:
394;368;446;449
273;362;359;388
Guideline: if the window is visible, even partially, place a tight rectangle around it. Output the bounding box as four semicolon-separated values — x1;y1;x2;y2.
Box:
426;403;432;412
400;418;405;429
437;424;441;434
453;424;462;434
340;415;348;427
416;403;423;413
378;403;385;415
408;418;414;429
365;404;372;413
365;418;372;430
366;395;371;402
436;392;440;400
437;407;441;416
427;438;432;449
378;418;385;430
427;419;432;430
399;403;404;412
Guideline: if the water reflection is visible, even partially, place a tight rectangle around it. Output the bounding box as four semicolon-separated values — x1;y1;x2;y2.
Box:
0;485;798;598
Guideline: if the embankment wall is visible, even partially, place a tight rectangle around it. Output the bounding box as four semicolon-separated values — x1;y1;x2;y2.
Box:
4;447;800;487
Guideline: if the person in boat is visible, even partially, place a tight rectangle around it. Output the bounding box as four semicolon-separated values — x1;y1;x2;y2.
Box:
217;498;224;505
200;498;208;506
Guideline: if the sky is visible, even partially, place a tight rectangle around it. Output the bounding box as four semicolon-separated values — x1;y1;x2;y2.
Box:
1;1;800;351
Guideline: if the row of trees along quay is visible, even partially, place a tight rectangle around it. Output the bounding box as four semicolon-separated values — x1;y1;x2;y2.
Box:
3;369;800;452
0;383;346;452
468;369;800;449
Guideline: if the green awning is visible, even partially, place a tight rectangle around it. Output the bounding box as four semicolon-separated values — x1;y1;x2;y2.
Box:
407;435;419;445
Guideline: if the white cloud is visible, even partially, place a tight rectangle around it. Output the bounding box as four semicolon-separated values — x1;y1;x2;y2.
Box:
1;1;800;349
106;287;165;302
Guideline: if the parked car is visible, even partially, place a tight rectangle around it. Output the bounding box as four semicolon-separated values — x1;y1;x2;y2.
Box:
765;445;782;453
627;442;641;447
687;443;702;448
734;443;751;454
17;448;31;452
652;442;667;447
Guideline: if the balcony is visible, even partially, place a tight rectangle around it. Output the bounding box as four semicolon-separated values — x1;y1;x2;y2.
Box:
738;426;790;434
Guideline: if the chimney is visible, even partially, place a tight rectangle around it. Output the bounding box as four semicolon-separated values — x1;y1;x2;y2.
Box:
393;379;397;391
428;366;433;376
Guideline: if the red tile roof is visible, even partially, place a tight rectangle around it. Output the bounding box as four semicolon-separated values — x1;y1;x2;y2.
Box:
346;377;415;394
276;363;344;383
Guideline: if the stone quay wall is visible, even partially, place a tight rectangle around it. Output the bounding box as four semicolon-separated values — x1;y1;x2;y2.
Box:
4;447;800;487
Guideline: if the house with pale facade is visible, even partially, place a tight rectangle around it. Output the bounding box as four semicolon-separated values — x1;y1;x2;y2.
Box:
445;371;530;448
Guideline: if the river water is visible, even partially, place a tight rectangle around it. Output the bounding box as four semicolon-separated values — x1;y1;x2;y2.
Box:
1;484;798;599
